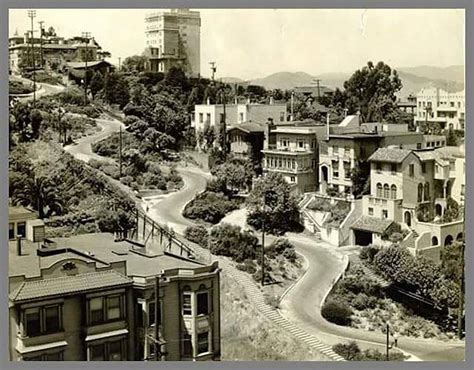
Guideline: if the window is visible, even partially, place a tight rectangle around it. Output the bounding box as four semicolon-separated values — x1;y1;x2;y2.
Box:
148;302;156;326
344;146;350;155
461;184;465;196
197;292;209;316
449;160;455;171
182;292;192;316
333;145;338;155
368;207;374;216
417;183;423;202
391;185;397;199
376;183;382;198
107;296;121;320
24;352;64;361
25;308;41;337
382;210;388;219
197;332;209;354
383;184;390;199
421;163;426;173
344;162;351;179
182;333;193;357
391;164;397;174
9;222;14;240
376;163;382;173
44;305;60;333
108;340;122;361
332;161;339;178
280;112;285;122
199;113;203;123
424;183;430;201
206;113;211;123
290;176;295;182
89;297;104;324
90;343;105;361
409;164;414;177
17;222;26;238
298;141;304;148
417;143;422;149
219;113;225;123
240;113;244;122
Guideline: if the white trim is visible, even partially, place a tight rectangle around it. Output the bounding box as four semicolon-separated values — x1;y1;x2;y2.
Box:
85;328;128;342
17;340;67;354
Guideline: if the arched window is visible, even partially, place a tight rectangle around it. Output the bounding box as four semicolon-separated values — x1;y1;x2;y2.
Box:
391;185;397;199
377;183;382;198
418;183;423;202
444;235;453;246
432;236;438;245
424;183;430;201
383;184;390;199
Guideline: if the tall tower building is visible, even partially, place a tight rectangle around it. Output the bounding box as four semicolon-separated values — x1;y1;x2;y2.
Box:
144;8;201;75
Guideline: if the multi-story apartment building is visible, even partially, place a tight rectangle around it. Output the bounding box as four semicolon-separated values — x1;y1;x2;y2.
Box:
319;115;446;195
193;100;287;148
415;87;465;131
352;145;465;262
262;125;324;195
9;207;221;362
9;33;108;75
144;9;200;75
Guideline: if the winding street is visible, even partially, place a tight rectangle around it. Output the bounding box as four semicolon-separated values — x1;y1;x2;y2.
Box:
63;113;464;362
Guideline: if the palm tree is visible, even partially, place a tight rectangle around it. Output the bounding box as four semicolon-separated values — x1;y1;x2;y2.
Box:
11;172;63;219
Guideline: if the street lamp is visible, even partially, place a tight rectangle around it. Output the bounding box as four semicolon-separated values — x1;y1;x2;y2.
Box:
385;323;399;361
260;190;276;286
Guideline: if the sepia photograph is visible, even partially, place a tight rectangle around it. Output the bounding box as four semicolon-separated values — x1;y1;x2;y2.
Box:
6;5;466;363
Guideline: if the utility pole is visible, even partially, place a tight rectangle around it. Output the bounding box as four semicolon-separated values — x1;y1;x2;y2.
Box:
314;79;321;100
27;10;36;107
154;274;162;361
209;62;216;83
119;126;123;178
290;91;294;121
38;20;44;69
219;80;227;153
82;32;91;105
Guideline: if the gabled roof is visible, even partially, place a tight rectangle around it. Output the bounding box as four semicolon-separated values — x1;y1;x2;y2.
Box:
368;148;412;163
10;270;132;303
66;60;112;69
351;216;394;234
227;121;264;133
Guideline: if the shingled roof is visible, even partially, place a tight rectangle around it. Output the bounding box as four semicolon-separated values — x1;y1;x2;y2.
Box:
10;270;132;303
368;148;412;163
351;216;394;234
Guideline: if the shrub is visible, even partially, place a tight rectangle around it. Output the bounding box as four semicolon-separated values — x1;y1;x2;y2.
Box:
359;244;381;263
352;293;378;310
266;238;296;262
307;197;332;212
120;175;134;186
236;263;257;274
184;225;209;247
333;341;406;361
208;223;258;262
321;299;353;326
332;342;361;361
183;191;239;224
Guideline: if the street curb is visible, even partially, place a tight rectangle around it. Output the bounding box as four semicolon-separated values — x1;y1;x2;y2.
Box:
319;254;350;310
278;249;310;304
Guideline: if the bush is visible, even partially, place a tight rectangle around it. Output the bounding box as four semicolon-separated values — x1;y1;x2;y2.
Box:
352;293;378;310
184;225;209;247
208;223;258;262
183;191;239;224
333;341;406;361
321;299;353;326
9;80;34;94
359;244;381;263
307;197;332;212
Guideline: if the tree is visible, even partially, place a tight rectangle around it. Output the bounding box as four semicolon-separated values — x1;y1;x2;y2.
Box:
373;245;413;283
246;172;301;235
208;223;258;262
202;121;216;150
103;72;130;108
321;299;353;326
333;342;361;361
122;55;148;73
89;71;104;99
212;157;254;193
10;169;64;219
441;241;464;282
350;160;370;198
342;61;402;122
446;128;458;146
30;109;43;139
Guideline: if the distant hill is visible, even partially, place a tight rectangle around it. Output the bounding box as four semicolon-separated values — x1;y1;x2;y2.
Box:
228;65;464;100
248;71;315;90
397;65;464;84
220;77;246;84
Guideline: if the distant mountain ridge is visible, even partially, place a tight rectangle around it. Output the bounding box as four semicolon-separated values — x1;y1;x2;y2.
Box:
227;65;464;100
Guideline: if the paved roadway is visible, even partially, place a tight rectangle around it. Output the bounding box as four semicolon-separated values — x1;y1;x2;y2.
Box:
60;111;465;362
11;76;65;102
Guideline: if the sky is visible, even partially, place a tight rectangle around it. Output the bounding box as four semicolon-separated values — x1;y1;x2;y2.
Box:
9;8;465;80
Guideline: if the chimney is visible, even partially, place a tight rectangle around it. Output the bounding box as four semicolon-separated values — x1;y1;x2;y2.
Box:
17;236;22;256
206;97;210;105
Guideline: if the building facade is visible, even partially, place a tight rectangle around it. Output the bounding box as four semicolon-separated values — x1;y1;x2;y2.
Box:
262;126;320;195
318;115;445;195
415;87;465;131
144;9;201;75
9;209;221;362
9;33;107;75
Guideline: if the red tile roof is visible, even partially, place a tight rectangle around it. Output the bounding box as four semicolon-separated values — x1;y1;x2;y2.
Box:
10;270;132;303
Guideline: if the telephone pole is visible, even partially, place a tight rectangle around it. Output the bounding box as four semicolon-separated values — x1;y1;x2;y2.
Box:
38;20;44;69
82;32;91;105
314;79;322;99
27;10;36;107
457;198;466;339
